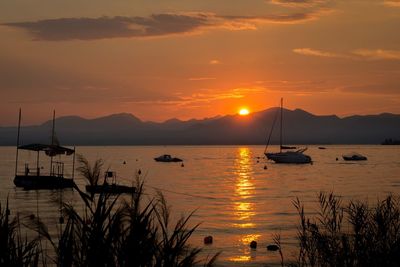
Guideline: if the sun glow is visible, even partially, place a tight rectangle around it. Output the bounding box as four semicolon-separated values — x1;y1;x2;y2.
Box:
239;108;250;116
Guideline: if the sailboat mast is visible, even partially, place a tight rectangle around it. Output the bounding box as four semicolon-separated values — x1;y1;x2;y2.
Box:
15;108;21;176
280;98;283;153
50;110;55;175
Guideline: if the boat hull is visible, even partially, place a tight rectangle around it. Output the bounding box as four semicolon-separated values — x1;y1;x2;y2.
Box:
154;157;183;162
85;184;136;194
14;175;74;189
343;156;367;161
265;152;312;164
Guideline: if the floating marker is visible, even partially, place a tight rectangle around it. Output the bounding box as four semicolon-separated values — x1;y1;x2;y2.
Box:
138;169;142;175
181;163;184;167
264;165;267;170
267;244;279;251
250;240;257;249
204;236;213;245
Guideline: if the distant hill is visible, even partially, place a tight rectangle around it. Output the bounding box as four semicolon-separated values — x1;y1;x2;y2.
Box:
1;108;399;145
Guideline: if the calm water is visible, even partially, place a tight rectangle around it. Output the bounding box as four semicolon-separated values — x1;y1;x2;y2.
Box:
1;145;400;266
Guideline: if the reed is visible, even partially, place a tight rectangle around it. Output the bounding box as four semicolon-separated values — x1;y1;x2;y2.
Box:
287;192;400;267
0;199;40;266
21;156;217;267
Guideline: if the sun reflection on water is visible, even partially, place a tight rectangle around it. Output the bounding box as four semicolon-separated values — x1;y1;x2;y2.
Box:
233;147;256;226
229;147;260;263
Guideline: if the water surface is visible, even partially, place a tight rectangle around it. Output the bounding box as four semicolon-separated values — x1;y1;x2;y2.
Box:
1;145;399;266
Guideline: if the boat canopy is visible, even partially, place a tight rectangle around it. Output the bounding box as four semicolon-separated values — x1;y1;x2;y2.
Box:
18;144;75;156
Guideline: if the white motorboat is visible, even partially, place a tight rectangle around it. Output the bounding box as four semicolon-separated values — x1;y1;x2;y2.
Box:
266;148;312;164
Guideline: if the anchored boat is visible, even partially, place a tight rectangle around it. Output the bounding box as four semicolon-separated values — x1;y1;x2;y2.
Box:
342;153;367;161
13;110;76;190
264;98;312;164
154;154;183;162
85;171;135;194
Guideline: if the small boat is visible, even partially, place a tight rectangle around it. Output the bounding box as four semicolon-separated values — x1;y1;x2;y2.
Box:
264;98;312;164
342;153;367;161
154;154;183;162
318;147;326;149
13;110;76;190
85;171;135;194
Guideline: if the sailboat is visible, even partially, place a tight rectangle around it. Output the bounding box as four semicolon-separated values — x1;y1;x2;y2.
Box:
264;98;312;164
13;110;76;189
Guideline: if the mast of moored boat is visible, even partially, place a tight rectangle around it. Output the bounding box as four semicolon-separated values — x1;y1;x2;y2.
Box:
72;146;76;181
280;98;283;153
50;110;55;176
15;108;21;176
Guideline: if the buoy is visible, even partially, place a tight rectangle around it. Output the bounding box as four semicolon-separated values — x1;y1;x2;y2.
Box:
250;240;257;249
257;160;260;163
336;157;338;161
138;169;142;175
264;165;267;170
181;163;184;167
267;244;279;251
204;236;213;245
123;161;126;165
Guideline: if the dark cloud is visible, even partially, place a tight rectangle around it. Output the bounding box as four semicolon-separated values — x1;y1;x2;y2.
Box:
3;14;210;41
3;10;329;41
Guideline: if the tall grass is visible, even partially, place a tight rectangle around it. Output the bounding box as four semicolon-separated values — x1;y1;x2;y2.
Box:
0;199;40;266
20;156;217;267
288;192;400;267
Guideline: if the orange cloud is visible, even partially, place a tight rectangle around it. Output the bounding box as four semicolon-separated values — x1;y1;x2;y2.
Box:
188;77;217;81
293;48;400;61
292;48;347;58
123;87;264;108
383;0;400;7
353;49;400;60
270;0;330;8
209;59;221;65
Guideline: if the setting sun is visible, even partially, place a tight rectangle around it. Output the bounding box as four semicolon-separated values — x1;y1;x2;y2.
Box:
238;108;250;116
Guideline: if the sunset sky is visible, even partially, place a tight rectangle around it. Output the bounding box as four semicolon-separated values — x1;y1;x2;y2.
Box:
1;0;400;125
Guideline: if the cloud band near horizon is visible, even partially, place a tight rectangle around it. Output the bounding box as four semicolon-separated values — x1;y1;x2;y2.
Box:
293;48;400;60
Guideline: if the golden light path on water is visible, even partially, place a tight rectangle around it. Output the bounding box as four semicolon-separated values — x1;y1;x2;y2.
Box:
229;147;260;263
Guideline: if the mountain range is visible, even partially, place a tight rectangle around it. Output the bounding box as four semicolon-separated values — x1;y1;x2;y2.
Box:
1;108;399;145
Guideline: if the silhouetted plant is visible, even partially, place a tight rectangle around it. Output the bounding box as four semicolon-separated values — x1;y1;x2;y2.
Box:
24;156;217;267
286;192;400;267
76;155;104;187
0;199;40;266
